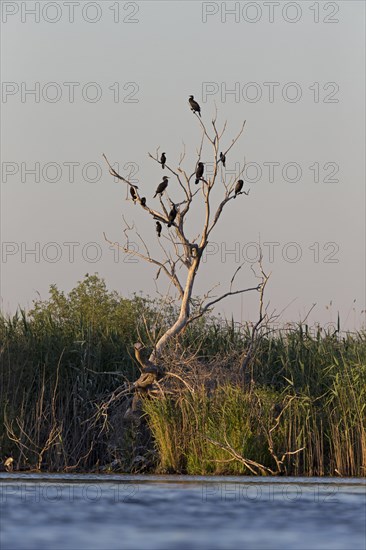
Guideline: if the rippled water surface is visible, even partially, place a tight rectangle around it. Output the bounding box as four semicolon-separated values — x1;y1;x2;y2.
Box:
1;474;365;549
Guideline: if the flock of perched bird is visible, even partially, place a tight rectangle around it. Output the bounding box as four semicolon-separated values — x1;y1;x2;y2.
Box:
131;96;245;240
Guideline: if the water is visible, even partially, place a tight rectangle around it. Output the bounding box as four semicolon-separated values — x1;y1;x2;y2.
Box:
1;474;365;550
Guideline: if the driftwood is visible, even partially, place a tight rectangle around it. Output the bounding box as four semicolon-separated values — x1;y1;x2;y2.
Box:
133;343;163;390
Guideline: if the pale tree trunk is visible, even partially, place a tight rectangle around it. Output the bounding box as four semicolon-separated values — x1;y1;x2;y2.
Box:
149;255;201;361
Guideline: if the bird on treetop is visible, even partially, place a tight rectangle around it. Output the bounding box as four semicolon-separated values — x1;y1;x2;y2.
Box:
220;152;226;167
195;162;204;184
234;179;244;197
189;95;201;117
153;176;169;198
130;186;137;203
156;221;162;237
160;152;166;169
167;204;177;227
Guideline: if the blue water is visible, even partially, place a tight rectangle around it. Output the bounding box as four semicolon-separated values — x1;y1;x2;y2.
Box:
1;474;365;549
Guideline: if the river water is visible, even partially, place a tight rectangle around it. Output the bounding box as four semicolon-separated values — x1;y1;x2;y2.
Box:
0;474;365;550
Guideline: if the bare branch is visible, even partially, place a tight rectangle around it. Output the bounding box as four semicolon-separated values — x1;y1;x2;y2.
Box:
189;284;261;324
230;262;246;292
205;435;274;475
102;153;138;189
240;256;271;374
103;232;184;298
221;120;247;159
179;141;187;165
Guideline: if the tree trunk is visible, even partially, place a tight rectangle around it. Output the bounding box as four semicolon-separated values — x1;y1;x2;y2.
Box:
149;255;200;362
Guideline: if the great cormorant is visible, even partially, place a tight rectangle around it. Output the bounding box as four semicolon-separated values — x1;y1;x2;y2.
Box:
195;162;204;184
220;152;226;167
167;204;177;227
156;221;162;237
130;186;137;203
140;197;146;207
160;152;166;169
189;95;201;117
234;179;244;197
153;176;169;198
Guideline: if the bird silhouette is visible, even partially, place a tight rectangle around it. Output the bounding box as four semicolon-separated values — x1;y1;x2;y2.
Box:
140;197;146;207
220;152;226;167
189;95;201;117
195;162;204;184
160;152;166;169
156;221;162;237
167;204;177;227
130;186;137;203
154;176;169;198
234;179;244;197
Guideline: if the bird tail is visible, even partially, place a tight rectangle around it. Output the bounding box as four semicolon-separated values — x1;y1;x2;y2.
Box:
153;193;157;198
195;179;199;185
198;112;201;118
162;165;165;169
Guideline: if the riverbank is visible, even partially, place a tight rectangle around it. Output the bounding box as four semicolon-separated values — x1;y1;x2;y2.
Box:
1;275;365;476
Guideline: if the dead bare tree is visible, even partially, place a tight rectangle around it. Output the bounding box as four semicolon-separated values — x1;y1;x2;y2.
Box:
103;103;268;380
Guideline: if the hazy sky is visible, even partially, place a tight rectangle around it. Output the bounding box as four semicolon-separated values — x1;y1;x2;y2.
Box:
1;0;365;330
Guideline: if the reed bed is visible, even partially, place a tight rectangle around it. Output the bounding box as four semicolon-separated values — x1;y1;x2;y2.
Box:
1;275;365;475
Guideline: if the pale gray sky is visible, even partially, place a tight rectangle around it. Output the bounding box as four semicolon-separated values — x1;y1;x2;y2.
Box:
1;0;365;330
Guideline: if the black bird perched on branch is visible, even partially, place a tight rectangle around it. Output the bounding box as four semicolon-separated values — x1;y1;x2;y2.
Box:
234;179;244;197
189;95;201;117
156;221;162;237
160;152;166;169
153;176;169;198
195;162;204;184
167;204;177;227
130;186;137;203
140;197;146;207
220;152;226;167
